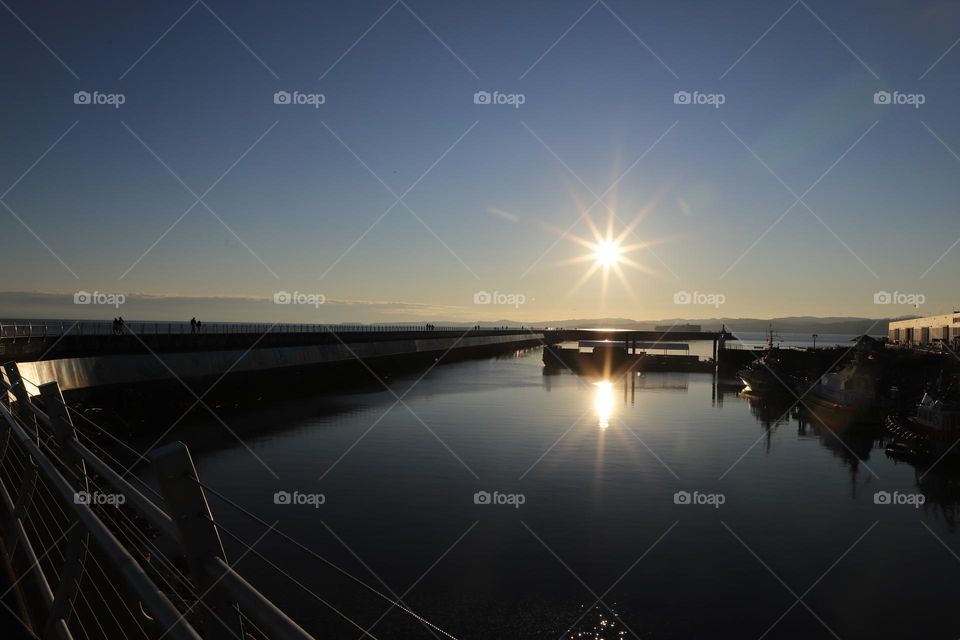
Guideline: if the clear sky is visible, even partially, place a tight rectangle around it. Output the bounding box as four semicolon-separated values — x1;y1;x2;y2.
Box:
2;0;960;323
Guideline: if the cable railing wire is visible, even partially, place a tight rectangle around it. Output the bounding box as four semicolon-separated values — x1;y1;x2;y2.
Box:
85;548;152;640
67;405;161;464
71;427;164;500
211;522;382;640
197;479;460;640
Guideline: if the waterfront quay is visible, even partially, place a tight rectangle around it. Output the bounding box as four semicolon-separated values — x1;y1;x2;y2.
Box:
0;322;549;398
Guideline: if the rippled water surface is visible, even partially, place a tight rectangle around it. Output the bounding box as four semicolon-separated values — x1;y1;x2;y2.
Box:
141;345;960;639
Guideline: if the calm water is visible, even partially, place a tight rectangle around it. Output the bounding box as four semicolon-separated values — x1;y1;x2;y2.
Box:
138;344;960;639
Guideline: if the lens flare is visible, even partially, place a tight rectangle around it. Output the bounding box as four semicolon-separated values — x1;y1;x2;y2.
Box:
544;201;672;306
513;176;676;307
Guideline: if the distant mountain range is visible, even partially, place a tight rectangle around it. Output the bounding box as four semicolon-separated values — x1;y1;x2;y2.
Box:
474;316;919;334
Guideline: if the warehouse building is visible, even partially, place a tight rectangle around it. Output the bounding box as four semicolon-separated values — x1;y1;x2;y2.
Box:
888;312;960;345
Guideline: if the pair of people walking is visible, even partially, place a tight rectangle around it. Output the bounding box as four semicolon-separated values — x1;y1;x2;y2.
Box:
112;317;125;335
190;317;203;333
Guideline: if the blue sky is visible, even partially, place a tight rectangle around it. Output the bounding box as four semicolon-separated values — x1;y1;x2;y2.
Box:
2;0;960;323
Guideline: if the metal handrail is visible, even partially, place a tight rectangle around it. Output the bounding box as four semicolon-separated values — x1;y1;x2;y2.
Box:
0;400;202;640
0;363;316;640
210;559;314;640
10;384;179;540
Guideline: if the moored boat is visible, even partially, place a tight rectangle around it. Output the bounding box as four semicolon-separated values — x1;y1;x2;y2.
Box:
738;351;795;393
737;325;796;393
799;348;885;425
884;377;960;457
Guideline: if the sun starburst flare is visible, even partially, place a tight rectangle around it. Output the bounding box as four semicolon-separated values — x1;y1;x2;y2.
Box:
548;206;670;305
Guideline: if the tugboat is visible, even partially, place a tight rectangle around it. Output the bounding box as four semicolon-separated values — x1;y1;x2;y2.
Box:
737;326;795;393
885;375;960;458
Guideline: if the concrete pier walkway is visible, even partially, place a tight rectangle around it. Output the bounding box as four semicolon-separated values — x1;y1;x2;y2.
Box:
1;323;547;393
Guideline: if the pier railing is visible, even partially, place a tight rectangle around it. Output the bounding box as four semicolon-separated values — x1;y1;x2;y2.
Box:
0;361;314;640
0;321;537;341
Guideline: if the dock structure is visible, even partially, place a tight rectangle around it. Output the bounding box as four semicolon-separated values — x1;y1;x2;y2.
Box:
0;322;549;395
0;362;318;639
542;327;736;364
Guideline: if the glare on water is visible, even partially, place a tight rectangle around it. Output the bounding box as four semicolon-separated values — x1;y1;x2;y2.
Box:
593;380;615;429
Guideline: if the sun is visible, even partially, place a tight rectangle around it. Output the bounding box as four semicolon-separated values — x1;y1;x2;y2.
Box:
522;179;673;305
594;240;621;268
551;209;661;304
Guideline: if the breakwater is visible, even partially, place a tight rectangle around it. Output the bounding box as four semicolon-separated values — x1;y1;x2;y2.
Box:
0;323;548;397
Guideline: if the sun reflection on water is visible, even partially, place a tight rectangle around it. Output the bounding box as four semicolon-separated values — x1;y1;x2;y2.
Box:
594;381;614;429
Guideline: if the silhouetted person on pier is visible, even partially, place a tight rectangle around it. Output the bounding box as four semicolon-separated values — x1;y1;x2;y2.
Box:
112;318;118;335
190;317;197;334
117;317;125;334
196;320;202;333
